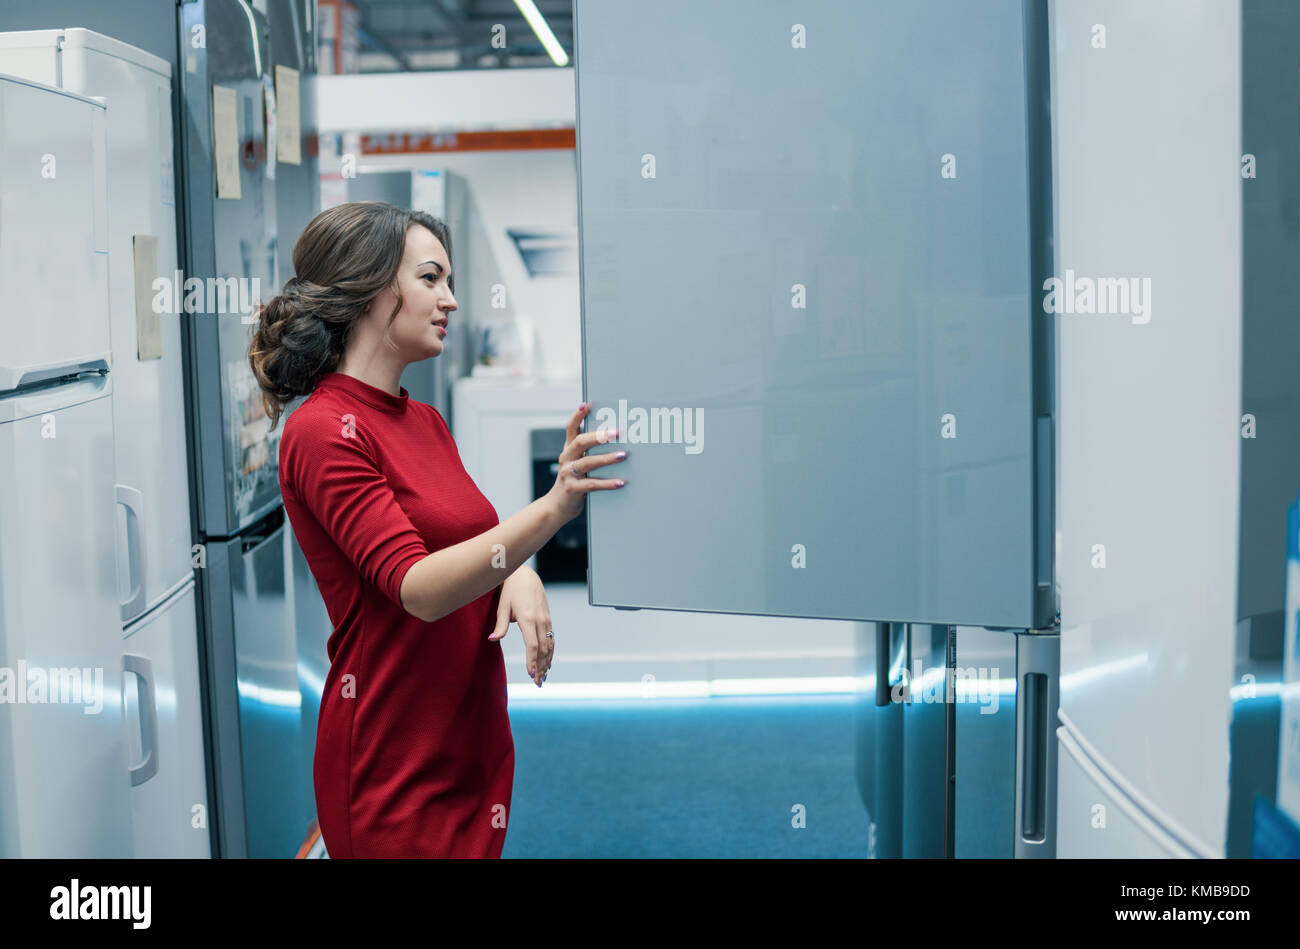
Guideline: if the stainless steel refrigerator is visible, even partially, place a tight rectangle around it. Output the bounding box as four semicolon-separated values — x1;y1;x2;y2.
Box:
176;0;319;858
573;0;1057;857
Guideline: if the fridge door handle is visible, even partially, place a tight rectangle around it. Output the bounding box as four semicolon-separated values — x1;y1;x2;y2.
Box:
1014;633;1059;857
122;653;159;787
1019;671;1049;842
116;484;147;622
0;358;112;395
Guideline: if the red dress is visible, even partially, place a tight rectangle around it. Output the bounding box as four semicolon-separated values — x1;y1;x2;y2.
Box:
278;371;514;858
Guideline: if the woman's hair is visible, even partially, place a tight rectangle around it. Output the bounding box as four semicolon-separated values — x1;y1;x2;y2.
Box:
248;200;453;431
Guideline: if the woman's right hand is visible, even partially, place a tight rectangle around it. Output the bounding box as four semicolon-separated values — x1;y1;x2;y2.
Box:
547;403;628;522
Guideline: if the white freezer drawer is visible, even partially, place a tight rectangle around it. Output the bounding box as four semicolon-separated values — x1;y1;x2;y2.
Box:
122;580;211;858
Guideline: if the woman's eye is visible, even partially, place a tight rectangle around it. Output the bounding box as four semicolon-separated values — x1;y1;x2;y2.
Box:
422;274;436;283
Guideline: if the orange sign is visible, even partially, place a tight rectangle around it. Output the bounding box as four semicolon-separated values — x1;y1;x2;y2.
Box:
360;129;575;154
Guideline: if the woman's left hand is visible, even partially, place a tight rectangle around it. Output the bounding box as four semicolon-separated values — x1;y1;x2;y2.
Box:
490;565;553;687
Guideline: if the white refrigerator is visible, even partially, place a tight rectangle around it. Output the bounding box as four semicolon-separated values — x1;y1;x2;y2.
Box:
0;28;210;858
1051;0;1300;857
0;72;132;857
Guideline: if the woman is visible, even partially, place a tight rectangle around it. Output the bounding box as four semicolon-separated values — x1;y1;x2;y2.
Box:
247;201;627;858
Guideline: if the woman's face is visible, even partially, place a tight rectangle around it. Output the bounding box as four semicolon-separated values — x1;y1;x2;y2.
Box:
370;223;457;361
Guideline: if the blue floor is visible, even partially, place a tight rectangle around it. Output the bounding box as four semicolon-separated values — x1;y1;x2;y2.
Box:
502;693;871;858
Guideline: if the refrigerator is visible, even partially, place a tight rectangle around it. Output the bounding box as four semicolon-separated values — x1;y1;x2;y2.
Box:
1051;0;1300;858
0;72;133;856
0;25;213;858
176;0;319;858
573;0;1057;857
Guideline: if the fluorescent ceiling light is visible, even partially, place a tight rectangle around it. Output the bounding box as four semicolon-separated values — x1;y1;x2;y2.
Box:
512;0;569;66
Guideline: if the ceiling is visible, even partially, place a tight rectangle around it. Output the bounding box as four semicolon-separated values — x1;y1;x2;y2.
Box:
349;0;574;71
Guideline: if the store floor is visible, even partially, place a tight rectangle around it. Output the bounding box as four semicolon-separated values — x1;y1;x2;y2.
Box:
503;693;870;858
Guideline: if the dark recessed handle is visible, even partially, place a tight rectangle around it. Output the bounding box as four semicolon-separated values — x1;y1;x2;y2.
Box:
1020;672;1048;841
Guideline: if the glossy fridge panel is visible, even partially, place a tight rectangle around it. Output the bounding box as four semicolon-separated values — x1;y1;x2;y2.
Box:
229;516;311;858
269;0;320;323
954;626;1018;857
576;0;1053;627
179;0;283;535
287;515;330;830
